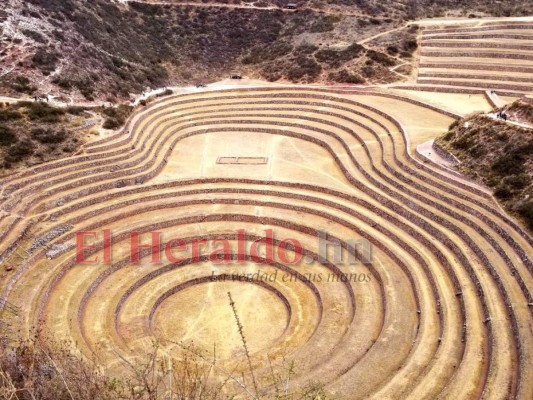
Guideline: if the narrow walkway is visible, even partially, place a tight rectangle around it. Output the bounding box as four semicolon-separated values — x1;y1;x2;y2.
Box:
486;113;533;129
485;90;505;108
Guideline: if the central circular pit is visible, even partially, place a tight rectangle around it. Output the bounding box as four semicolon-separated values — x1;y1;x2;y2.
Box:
152;280;290;360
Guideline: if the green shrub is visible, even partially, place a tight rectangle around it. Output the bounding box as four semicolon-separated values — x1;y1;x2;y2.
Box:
402;38;418;52
511;141;533;157
0;109;23;122
344;43;365;58
66;106;87;115
486;175;501;187
102;105;132;129
362;65;376;77
366;50;395;66
310;15;341;33
287;56;321;81
496;132;508;141
11;76;36;94
52;77;73;89
315;43;363;67
12;76;30;86
468;144;485;158
0;125;17;146
442;131;455;141
103;118;122;129
31;49;59;74
295;44;318;55
158;88;173;97
448;120;459;130
502;174;530;190
242;41;292;64
386;45;399;55
494;185;512;200
328;69;365;84
111;56;124;68
74;79;96;100
491;153;525;176
31;128;67;144
6;139;34;162
25;102;65;122
451;136;473;150
22;29;46;43
517;200;533;229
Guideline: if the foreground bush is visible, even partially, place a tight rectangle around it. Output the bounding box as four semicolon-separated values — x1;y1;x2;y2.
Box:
0;338;123;400
0;335;328;399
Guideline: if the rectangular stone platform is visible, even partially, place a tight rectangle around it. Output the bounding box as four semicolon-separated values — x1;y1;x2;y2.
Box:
216;157;268;165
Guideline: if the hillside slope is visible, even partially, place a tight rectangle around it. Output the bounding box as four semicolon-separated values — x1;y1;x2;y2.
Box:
1;0;412;101
2;0;531;101
435;101;533;230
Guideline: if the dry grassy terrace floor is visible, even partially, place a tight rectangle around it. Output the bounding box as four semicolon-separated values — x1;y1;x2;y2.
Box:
0;86;531;399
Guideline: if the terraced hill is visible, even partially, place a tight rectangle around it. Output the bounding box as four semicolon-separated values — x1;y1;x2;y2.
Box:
0;86;531;398
414;21;533;95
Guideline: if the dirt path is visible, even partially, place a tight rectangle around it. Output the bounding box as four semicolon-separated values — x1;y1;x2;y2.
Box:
118;0;385;18
358;23;409;45
416;16;533;26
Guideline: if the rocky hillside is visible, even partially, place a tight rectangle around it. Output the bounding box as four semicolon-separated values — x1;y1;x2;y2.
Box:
505;99;533;126
122;0;532;19
0;100;136;173
2;0;529;102
436;105;533;231
0;0;415;102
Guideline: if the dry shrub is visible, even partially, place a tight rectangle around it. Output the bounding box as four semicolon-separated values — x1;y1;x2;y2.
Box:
0;334;224;400
0;332;329;399
0;336;123;400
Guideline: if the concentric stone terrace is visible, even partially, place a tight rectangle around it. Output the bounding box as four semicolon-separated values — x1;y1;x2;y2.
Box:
0;87;532;399
404;21;533;96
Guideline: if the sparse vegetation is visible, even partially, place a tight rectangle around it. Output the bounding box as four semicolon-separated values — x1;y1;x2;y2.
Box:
243;41;293;64
287;56;322;81
366;49;396;67
506;99;533;125
0;0;423;98
0;102;111;169
328;69;365;84
436;110;533;231
315;43;364;67
309;15;341;33
31;49;59;75
102;105;133;130
31;127;66;144
10;76;36;95
25;102;66;123
0;125;17;146
5;139;34;163
0;333;330;399
517;200;533;230
22;29;47;43
0;109;23;122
